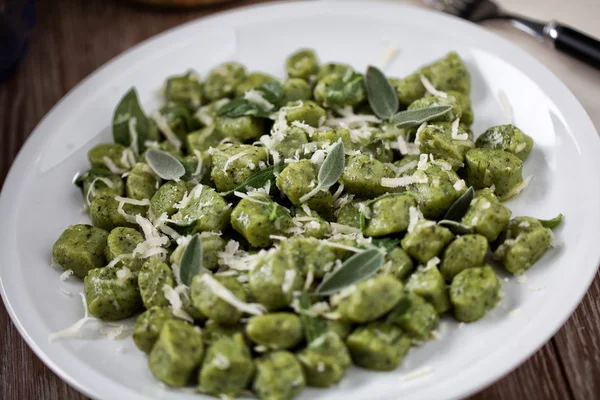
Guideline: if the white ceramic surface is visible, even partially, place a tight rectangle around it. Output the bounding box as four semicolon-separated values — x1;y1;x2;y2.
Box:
1;1;600;400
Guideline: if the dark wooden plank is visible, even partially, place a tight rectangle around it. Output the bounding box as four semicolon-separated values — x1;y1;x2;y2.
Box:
553;272;600;400
471;340;573;400
0;0;585;399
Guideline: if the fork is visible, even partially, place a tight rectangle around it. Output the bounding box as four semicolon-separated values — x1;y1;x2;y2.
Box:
424;0;600;70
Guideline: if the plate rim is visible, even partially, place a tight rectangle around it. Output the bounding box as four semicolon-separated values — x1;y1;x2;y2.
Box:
1;1;599;399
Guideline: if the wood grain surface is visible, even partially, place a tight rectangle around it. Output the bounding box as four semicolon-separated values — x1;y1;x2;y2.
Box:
0;0;598;399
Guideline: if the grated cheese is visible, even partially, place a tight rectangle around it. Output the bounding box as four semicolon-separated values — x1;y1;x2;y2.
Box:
212;353;231;370
381;171;428;188
85;176;115;206
304;268;314;291
453;179;466;191
291;120;317;137
222;149;253;172
394;134;420;155
381;41;399;70
282;269;297;294
151;111;182;151
407;206;424;233
244;89;274;111
329;222;360;235
401;366;433;381
197;274;266;315
60;269;74;281
502;175;533;200
116;267;133;281
451;118;469;140
48;293;98;342
515;142;527;153
59;288;72;296
420;74;447;98
103;156;127;174
128;117;139;154
162;284;194;322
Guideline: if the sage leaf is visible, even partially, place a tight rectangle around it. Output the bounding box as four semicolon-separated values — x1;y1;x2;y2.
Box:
299;141;346;203
390;105;453;128
316;248;385;295
179;234;203;286
366;65;399;119
538;213;563;229
222;164;281;196
438;220;472;235
216;98;272;118
145;148;186;181
298;292;326;343
443;186;474;221
326;72;365;106
113;88;150;153
256;80;285;106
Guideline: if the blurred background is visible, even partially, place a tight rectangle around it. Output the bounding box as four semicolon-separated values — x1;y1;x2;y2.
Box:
0;1;599;400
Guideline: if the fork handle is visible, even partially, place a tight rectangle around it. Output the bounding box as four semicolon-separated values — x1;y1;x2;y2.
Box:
545;22;600;69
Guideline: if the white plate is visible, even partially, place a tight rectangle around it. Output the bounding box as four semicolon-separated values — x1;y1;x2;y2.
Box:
1;1;599;399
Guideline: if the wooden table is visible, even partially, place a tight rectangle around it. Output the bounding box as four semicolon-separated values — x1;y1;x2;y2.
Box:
1;0;598;399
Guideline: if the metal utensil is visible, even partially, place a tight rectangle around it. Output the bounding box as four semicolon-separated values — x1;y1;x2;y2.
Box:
424;0;600;70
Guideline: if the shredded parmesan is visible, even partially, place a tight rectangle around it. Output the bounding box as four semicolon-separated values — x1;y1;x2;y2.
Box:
453;179;466;191
223;149;253;172
381;41;399;70
291;120;317;137
420;74;447;98
381;171;428;188
163;285;194;322
60;269;74;281
48;293;98;342
407;206;424;233
451;118;469;140
395;134;420;155
244;89;274;111
502;175;533;200
198;274;266;315
282;269;297;294
103;156;127;174
515;142;527;153
151;111;182;151
401;366;433;381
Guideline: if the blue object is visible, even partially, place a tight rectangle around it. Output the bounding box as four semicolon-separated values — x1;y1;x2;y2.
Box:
0;0;36;83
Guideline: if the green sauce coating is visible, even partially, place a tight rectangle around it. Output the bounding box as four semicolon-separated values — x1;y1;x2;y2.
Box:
462;188;512;242
253;351;306;400
337;275;404;323
340;154;394;198
493;217;552;275
148;319;204;387
286;49;320;80
282;78;312;104
249;249;304;311
105;227;144;272
401;222;454;264
235;72;276;97
149;180;190;218
210;144;269;192
52;224;109;279
416;122;474;170
230;197;292;248
276;159;334;217
298;332;351;387
272;126;309;159
88;143;132;170
77;168;124;203
203;62;247;101
246;312;304;350
191;274;246;325
465;148;524;199
476;124;534;161
186;125;226;154
278;236;336;278
84;265;142;321
202;319;244;347
133;306;174;354
440;234;489;281
387;291;439;340
125;163;159;201
292;207;330;239
393;52;471;107
405;264;451;313
171;184;232;233
284;100;327;127
198;333;254;397
363;194;416;237
89;194;147;231
165;72;203;111
336;201;362;228
450;265;502;322
408;95;462;123
381;247;414;281
138;259;175;309
405;164;465;219
346;322;411;371
215;115;265;142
